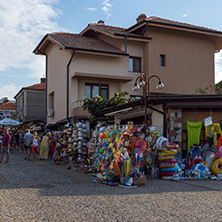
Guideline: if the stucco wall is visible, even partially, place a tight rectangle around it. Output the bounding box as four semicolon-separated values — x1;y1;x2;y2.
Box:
145;26;215;94
46;44;71;122
24;90;45;122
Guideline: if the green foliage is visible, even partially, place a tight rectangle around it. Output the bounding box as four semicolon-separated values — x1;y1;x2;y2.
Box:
195;81;222;94
81;91;136;126
10;111;16;120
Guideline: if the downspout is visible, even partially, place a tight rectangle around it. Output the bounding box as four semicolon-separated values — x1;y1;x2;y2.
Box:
125;34;127;53
37;50;47;124
67;50;76;122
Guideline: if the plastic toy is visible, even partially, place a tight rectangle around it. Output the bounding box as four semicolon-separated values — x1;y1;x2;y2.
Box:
160;159;177;163
186;120;202;153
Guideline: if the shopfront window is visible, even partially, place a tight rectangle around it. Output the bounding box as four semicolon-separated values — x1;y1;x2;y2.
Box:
85;83;108;99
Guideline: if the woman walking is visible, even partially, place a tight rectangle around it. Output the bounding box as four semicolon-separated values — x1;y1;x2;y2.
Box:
29;131;40;161
0;129;11;163
39;132;51;160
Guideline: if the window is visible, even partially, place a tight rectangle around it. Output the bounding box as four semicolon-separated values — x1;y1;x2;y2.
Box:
129;57;141;72
49;92;54;110
160;55;165;66
85;83;108;99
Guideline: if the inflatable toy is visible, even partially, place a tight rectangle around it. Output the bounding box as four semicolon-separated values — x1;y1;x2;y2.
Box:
159;163;175;168
164;142;179;149
162;148;178;155
159;172;176;177
214;146;222;159
186;120;202;153
211;158;222;175
160;167;179;172
207;125;214;138
160;159;177;164
158;155;174;160
162;176;174;180
156;136;168;150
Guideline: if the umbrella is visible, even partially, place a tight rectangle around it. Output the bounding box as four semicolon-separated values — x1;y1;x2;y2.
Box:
0;118;22;126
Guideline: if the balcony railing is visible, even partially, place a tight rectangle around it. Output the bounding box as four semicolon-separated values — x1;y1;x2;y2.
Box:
74;100;84;108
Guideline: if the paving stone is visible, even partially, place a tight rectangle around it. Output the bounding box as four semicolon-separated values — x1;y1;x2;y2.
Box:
0;150;222;221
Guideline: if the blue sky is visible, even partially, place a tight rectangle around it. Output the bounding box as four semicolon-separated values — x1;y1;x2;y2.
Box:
1;0;222;99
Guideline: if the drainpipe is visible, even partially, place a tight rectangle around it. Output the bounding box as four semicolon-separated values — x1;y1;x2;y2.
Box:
37;50;48;124
67;50;76;122
125;34;127;53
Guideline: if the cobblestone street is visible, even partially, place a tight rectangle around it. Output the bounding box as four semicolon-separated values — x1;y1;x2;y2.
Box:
0;151;222;222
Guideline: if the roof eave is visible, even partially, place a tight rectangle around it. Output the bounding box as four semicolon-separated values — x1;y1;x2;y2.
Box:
65;47;129;56
33;34;65;54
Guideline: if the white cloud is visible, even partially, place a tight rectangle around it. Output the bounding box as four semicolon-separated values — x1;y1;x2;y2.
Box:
0;0;60;79
86;7;96;11
182;14;188;17
0;84;22;100
102;0;112;18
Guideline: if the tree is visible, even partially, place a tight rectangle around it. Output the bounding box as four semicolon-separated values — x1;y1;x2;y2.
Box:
195;80;222;94
81;91;135;127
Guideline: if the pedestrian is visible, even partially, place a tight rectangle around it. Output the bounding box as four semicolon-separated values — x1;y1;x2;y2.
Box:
9;131;15;153
0;129;11;163
19;130;24;152
0;131;3;151
29;131;40;161
39;132;51;160
23;129;33;160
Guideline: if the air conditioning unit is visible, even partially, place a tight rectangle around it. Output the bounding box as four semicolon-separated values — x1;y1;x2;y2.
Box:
47;109;54;117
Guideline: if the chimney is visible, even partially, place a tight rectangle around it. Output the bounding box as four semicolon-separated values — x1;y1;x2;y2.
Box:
97;20;105;25
41;78;46;83
136;14;147;23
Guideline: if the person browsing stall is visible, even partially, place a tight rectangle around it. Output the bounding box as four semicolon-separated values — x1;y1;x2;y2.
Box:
23;129;33;160
0;129;11;163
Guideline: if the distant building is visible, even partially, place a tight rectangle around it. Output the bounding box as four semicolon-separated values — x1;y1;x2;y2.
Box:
0;101;16;120
14;78;46;124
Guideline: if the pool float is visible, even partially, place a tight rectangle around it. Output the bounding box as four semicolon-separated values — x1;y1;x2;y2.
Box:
192;156;203;165
164;142;179;149
159;171;176;177
211;158;222;175
193;163;208;172
162;176;174;180
156;136;168;150
159;163;175;168
162;148;178;155
158;155;174;160
160;167;179;172
160;159;177;164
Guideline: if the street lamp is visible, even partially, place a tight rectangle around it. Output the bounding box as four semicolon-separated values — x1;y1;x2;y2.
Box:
132;73;164;127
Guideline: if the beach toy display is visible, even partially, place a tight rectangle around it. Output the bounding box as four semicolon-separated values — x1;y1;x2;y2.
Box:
158;142;181;179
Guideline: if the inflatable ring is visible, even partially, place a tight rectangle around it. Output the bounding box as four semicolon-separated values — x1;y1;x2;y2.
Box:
162;176;174;180
164;142;179;149
160;167;179;172
158;155;174;160
162;148;178;155
159;163;175;168
156;136;168;150
159;172;176;177
211;158;222;175
160;159;177;164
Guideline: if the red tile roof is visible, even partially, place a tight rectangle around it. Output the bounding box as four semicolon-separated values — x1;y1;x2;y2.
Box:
90;24;142;38
128;16;222;34
25;81;46;91
0;102;16;110
48;33;126;54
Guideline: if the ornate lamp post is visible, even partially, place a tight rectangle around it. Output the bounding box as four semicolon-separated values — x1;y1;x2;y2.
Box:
132;73;164;127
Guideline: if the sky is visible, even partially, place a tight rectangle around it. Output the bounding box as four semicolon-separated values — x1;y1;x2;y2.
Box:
1;0;222;100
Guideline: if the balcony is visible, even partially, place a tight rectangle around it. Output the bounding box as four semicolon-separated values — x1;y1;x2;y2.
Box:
73;100;90;119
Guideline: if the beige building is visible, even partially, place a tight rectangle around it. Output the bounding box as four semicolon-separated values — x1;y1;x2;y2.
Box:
33;14;222;125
